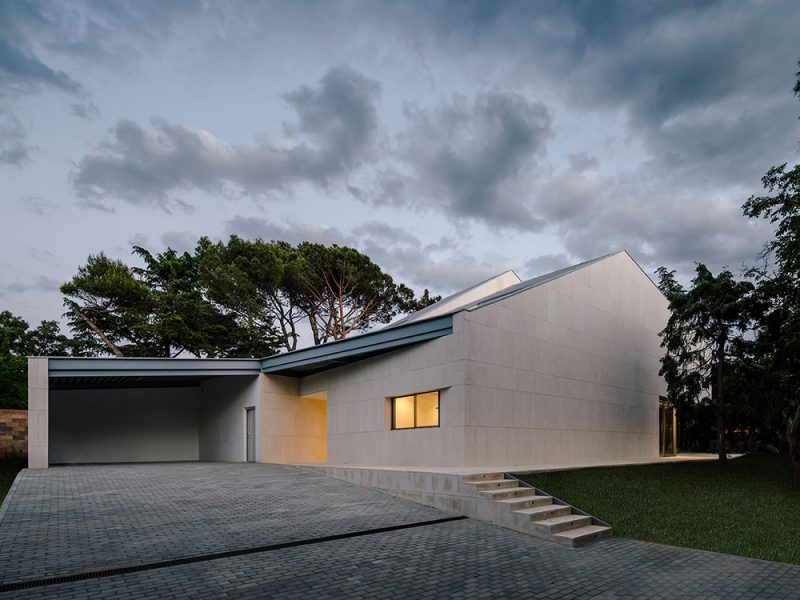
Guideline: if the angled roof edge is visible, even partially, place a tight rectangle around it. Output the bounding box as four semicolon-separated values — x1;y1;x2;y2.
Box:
464;252;621;312
47;357;263;378
387;269;521;329
260;313;453;375
618;249;667;297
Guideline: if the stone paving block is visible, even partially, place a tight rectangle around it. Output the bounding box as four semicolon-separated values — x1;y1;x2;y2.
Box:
1;463;799;599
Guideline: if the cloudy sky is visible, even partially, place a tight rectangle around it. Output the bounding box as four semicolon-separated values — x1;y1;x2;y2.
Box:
2;0;799;328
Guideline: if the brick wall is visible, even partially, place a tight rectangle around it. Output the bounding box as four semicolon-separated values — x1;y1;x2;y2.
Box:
0;409;28;457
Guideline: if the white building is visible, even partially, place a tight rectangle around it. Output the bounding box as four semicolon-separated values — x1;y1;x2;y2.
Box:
28;250;670;470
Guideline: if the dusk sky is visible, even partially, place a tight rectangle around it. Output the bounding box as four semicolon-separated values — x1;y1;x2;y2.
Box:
2;0;799;328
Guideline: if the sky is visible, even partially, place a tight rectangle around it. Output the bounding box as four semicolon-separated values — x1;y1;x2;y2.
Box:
1;0;799;329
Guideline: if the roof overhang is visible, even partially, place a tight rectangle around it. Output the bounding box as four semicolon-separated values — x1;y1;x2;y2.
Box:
41;314;454;386
46;357;262;389
260;314;453;377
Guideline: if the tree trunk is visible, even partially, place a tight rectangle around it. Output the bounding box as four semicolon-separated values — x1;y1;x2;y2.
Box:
788;402;800;487
75;309;124;357
715;343;727;466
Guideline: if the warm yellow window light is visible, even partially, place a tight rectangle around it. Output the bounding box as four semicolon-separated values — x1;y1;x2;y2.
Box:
393;395;415;429
415;391;439;427
391;391;440;429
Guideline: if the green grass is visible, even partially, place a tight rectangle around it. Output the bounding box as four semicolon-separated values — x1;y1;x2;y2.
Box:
0;454;26;506
516;452;800;565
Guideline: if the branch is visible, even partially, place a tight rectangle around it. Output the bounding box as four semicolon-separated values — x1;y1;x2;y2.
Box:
74;309;124;357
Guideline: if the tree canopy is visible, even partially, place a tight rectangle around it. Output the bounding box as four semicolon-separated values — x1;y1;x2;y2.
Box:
59;237;438;359
657;265;754;465
0;311;91;409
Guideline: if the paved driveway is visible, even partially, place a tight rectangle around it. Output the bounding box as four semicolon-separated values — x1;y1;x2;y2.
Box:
1;463;799;599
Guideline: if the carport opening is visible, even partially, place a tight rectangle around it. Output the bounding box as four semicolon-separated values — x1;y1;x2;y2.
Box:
47;374;260;465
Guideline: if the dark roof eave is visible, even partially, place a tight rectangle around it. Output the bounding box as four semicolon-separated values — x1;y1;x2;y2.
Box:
260;313;454;376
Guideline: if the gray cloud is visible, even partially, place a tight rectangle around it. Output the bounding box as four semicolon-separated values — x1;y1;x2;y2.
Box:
160;231;197;254
72;66;382;207
0;1;86;167
417;0;799;184
549;173;772;278
375;90;553;230
0;0;204;168
396;1;798;272
568;152;599;173
0;275;61;299
522;253;571;278
0;111;32;166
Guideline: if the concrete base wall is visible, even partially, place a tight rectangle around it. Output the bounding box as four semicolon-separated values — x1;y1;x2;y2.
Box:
49;387;201;463
199;376;260;462
304;465;546;540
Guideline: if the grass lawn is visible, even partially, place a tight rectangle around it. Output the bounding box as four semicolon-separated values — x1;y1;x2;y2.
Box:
516;452;800;565
0;454;26;506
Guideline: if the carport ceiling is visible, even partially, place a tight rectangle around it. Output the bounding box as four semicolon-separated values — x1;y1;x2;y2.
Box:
49;375;223;390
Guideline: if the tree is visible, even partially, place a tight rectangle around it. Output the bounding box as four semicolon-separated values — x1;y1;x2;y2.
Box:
195;236;283;357
62;239;441;357
291;243;420;344
61;253;153;356
133;246;237;357
657;265;754;465
740;61;800;485
0;311;30;409
0;311;91;409
404;288;443;312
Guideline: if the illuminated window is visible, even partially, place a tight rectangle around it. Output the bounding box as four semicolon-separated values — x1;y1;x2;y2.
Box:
391;391;440;429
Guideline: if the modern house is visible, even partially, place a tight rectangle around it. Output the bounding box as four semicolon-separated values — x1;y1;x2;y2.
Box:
28;250;671;471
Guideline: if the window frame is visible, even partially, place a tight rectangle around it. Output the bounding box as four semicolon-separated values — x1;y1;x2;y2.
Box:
390;390;440;430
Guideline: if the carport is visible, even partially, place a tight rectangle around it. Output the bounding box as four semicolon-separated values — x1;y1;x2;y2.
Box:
28;357;263;467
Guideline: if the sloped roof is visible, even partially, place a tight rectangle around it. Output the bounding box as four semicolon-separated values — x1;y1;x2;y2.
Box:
388;269;521;328
460;252;620;312
388;251;620;325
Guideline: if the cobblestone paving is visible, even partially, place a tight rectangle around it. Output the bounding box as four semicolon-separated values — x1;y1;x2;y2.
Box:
2;463;799;599
0;462;444;584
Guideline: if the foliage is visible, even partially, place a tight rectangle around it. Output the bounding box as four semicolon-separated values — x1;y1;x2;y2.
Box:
516;453;800;565
291;243;423;344
656;265;754;464
0;310;91;409
60;238;435;357
60;253;153;356
195;236;284;357
739;62;800;485
132;246;238;357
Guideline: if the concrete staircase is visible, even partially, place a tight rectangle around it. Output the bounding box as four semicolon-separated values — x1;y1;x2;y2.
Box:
462;473;612;546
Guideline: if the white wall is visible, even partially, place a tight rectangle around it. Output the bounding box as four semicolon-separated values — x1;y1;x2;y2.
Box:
261;375;327;464
49;387;201;463
298;318;468;467
199;375;260;462
461;252;668;466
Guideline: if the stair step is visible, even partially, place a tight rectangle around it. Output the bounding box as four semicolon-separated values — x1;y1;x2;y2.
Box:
462;472;504;483
531;514;592;534
495;495;553;509
552;524;613;547
480;487;537;500
470;479;518;491
513;503;572;521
